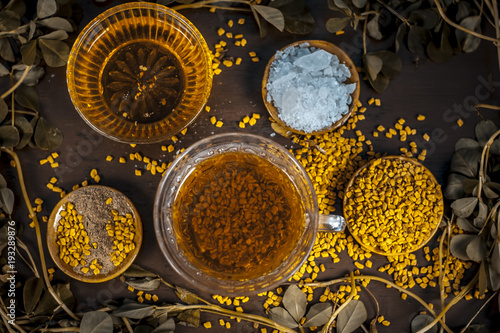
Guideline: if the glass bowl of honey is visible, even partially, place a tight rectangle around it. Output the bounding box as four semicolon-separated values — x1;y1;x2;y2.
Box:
154;133;319;296
67;2;213;144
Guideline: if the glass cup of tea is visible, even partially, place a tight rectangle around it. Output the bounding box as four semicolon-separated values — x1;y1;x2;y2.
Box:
153;133;344;296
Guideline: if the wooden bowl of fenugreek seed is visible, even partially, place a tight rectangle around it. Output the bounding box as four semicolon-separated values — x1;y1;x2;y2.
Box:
343;156;443;256
47;185;142;283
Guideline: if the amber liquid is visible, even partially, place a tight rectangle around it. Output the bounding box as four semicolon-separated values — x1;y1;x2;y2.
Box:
173;152;305;280
101;40;185;124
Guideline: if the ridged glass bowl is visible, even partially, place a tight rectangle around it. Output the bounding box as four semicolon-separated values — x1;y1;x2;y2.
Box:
67;2;212;143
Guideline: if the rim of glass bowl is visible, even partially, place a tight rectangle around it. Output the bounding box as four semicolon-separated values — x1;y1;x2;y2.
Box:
66;2;213;144
153;132;319;296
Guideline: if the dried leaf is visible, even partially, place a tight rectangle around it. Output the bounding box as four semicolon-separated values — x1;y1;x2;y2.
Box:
463;324;495;333
252;5;285;32
123;264;158;278
39;30;69;40
0;63;9;76
475;120;498;147
112;303;155;319
455;138;481;151
373;50;402;78
80;311;113;333
366;15;382;40
175;286;199;305
15;84;39;110
490;139;500;154
151;318;175;333
326;17;350;33
0;174;6;188
450;234;475;261
38;38;69;67
411;314;437;333
462;179;479;195
363;53;383;81
408;25;428;55
20;40;37;66
251;5;267;38
0;187;14;215
0;125;20;149
367;72;390;93
456;217;479;232
282;284;307;322
450;148;481;178
409;9;439;30
37;0;57;19
451;197;478;218
268;306;298;328
34;283;74;316
28;20;36;41
33;116;63;150
14;66;45;86
427;24;453;63
473;202;487;228
283;8;315;35
14;116;34;149
395;23;407;53
176;309;200;327
337;299;367;333
492;242;500;274
125;277;161;292
456;15;481;53
444;173;466;200
478;261;487;296
303;303;332;327
5;0;26;18
328;0;352;16
38;17;73;32
0;99;7;123
352;0;366;8
0;38;15;63
24;278;46;314
0;10;20;31
466;235;487;262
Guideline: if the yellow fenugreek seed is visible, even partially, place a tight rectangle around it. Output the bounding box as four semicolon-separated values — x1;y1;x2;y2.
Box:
119;157;126;163
457;119;464;127
216;121;224;127
203;322;212;328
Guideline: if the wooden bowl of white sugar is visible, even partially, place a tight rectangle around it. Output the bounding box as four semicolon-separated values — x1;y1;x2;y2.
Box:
262;40;360;136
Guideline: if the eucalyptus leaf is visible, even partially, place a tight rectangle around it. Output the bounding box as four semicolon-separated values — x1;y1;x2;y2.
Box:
363;53;383;81
450;234;476;261
252;5;285;32
303;303;332;327
112;303;155;319
466;235;487;262
37;0;57;19
38;38;69;67
151;318;175;333
38;17;73;32
282;284;307;322
15;84;39;110
408;25;428;55
125;277;161;292
427;24;453;63
176;309;200;327
329;0;352;16
80;311;113;333
451;197;477;218
456;217;479;232
0;10;20;31
456;1;473;22
475;120;498;147
366;15;382;40
0;99;7;123
34;116;63;150
326;17;350;33
337;299;367;333
20;40;37;66
478;261;487;296
409;9;439;30
268;306;298;328
175;286;199;305
123;264;158;278
444;173;466;200
473;202;487;228
0;125;20;149
14;116;34;149
411;314;437;333
450;148;481;178
395;23;407;53
39;30;69;41
0;38;15;63
456;15;481;53
455;138;481;151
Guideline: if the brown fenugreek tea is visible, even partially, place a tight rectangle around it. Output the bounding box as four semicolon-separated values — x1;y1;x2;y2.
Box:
172;152;305;280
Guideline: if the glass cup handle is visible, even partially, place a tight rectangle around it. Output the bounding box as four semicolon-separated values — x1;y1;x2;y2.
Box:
318;214;346;232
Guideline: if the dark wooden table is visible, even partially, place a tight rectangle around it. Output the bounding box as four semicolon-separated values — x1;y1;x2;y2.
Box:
4;0;500;332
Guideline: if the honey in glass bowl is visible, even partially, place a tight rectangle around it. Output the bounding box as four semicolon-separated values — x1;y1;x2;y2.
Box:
67;2;213;143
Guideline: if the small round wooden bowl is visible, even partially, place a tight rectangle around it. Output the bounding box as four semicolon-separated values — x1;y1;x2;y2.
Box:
47;185;142;283
343;156;444;256
262;40;360;136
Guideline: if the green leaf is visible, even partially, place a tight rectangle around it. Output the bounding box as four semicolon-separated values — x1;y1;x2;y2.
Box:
462;179;479;195
13;65;45;86
367;72;390;93
483;182;500;199
123;264;158;278
151;318;175;333
268;306;298;328
15;84;39;110
0;125;20;149
466;235;487;262
252;5;285;32
407;25;428;55
303;303;332;327
0;187;14;216
113;303;155;319
456;217;479;232
14;116;34;149
174;286;199;305
363;53;383;81
451;197;478;218
456;15;481;53
0;38;15;63
411;314;437;333
80;311;113;333
34;283;74;316
20;40;37;66
444;173;466;200
366;15;382;40
0;10;20;31
282;284;307;322
450;234;476;261
39;30;69;40
283;8;315;35
475;120;498;147
0;99;8;123
337;299;367;333
251;5;267;38
455;138;481;151
490;139;500;154
33;116;63;150
373;50;402;79
409;9;439;30
125;277;161;292
38;17;73;32
38;38;69;67
326;17;350;33
37;0;57;19
176;309;200;327
450;148;481;178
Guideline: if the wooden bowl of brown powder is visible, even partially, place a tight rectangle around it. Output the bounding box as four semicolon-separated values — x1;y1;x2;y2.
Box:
47;185;142;283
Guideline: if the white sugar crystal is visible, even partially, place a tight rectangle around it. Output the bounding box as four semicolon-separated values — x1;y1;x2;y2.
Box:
266;44;355;133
